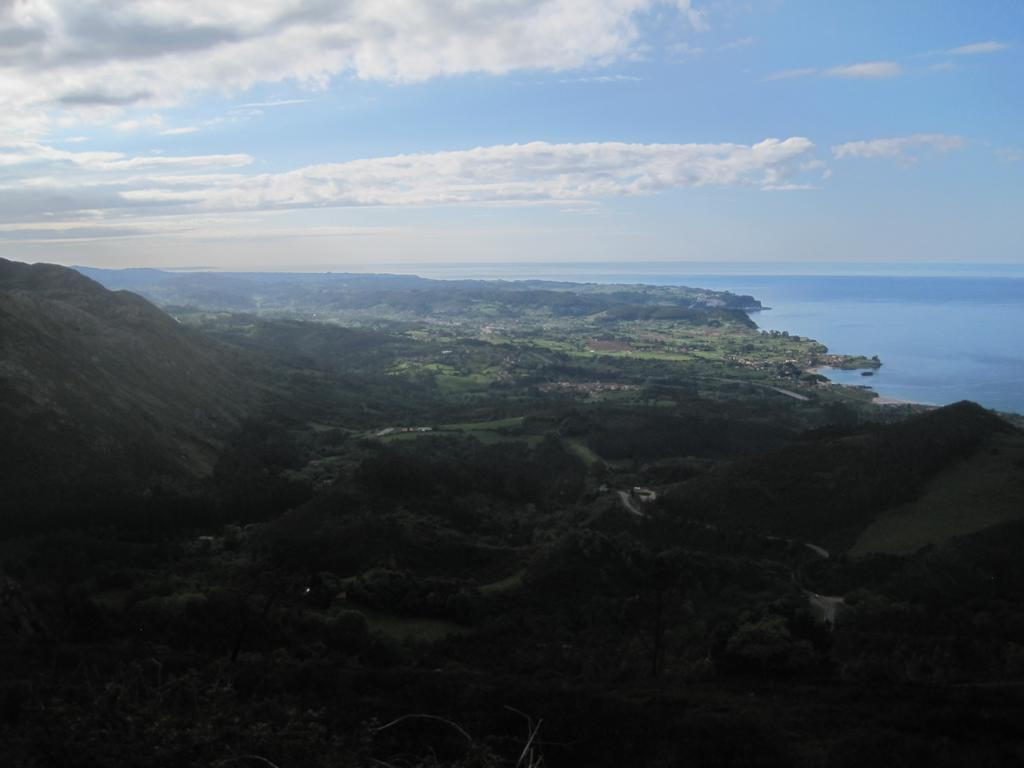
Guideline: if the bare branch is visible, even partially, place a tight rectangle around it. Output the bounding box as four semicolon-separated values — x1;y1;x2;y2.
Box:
371;713;474;744
217;756;283;768
505;706;544;767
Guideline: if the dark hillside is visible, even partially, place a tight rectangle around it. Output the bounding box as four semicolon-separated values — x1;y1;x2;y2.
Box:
661;401;1017;551
0;258;249;526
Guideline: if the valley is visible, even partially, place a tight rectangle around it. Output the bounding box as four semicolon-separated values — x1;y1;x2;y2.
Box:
2;260;1023;767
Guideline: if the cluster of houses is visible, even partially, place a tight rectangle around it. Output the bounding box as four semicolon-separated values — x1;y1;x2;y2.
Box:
631;486;658;504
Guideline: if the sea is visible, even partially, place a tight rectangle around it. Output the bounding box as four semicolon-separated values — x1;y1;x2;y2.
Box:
368;261;1024;415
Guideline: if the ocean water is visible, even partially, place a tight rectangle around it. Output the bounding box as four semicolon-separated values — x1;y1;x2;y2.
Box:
684;275;1024;415
380;262;1024;414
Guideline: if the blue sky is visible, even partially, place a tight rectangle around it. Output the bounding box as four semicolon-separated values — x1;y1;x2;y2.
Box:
0;0;1020;269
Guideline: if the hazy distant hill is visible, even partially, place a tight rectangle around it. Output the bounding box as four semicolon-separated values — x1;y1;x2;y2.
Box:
74;266;763;322
0;258;249;520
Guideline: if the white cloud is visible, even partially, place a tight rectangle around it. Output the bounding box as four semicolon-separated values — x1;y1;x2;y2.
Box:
114;115;163;133
101;154;253;171
824;61;902;79
995;147;1022;163
0;1;707;140
0;137;818;236
770;40;1009;83
0;215;391;243
559;74;642;83
670;42;704;57
761;183;816;191
832;133;964;161
719;36;754;51
947;41;1009;56
0;143;252;172
763;67;817;81
120;138;818;210
672;0;708;31
235;99;309;109
160;126;200;136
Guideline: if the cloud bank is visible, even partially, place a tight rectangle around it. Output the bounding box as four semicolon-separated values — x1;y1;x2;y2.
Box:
123;138;818;209
0;137;818;236
0;0;704;140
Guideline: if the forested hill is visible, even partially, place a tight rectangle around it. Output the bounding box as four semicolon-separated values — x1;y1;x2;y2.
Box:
0;258;249;524
661;400;1021;552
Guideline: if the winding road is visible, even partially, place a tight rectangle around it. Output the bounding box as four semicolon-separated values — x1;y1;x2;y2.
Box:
617;490;644;517
613;488;846;625
649;506;846;623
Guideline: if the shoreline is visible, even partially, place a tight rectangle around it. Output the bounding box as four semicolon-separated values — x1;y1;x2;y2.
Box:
807;366;934;409
752;292;1022;417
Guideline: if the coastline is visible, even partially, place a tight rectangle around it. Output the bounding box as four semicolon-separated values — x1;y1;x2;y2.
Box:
717;275;1023;416
806;365;933;408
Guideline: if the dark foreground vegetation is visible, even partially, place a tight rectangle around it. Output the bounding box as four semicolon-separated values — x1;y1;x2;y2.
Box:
2;259;1024;766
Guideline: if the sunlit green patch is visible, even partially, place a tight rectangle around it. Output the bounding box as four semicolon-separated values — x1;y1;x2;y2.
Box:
564;438;603;466
353;607;473;642
442;416;525;431
479;569;527;595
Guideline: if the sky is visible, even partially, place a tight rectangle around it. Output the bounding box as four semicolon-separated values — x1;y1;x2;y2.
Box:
0;0;1021;270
